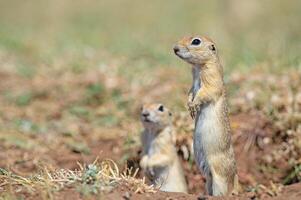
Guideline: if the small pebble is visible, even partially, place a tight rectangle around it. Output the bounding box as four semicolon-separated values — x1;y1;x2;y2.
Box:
123;191;131;200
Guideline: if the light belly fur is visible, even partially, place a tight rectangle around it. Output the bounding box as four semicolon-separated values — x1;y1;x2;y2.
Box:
194;100;223;175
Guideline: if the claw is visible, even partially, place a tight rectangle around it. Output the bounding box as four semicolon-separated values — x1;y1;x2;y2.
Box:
190;111;194;119
191;107;196;119
192;107;196;119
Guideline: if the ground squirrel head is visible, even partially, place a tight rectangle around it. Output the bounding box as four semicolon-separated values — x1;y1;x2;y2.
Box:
140;103;172;132
173;35;218;65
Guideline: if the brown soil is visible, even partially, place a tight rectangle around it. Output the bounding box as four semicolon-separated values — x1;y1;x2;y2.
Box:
1;111;299;199
0;68;300;199
50;183;301;200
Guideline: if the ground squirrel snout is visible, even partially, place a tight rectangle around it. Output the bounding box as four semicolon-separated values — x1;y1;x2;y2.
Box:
174;35;239;196
140;103;188;193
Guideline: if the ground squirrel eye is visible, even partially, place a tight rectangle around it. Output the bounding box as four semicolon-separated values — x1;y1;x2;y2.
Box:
191;38;201;46
158;105;164;112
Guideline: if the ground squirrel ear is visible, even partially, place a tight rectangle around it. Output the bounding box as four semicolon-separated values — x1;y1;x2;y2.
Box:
209;44;216;52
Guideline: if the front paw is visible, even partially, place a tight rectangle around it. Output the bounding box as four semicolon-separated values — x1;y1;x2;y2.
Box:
187;99;202;119
140;156;149;170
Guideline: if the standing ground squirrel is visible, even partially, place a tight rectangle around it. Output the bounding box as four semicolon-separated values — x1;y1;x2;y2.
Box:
139;103;188;193
173;36;239;196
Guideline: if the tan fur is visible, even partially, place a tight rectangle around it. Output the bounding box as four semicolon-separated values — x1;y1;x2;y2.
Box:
173;36;240;196
140;103;188;193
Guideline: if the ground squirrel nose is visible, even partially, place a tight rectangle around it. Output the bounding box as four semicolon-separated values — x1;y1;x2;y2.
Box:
173;46;179;54
142;112;149;117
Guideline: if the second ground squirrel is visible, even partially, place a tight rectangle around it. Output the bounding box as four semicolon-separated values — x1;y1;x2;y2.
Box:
173;36;239;196
139;103;188;193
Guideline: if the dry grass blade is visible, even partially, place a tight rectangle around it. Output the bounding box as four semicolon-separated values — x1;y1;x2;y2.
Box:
0;159;156;196
120;167;156;194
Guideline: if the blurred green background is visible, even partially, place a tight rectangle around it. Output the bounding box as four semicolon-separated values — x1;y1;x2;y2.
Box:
0;0;300;75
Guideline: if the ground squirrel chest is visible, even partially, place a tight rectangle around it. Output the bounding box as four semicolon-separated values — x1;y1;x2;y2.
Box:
192;67;201;98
